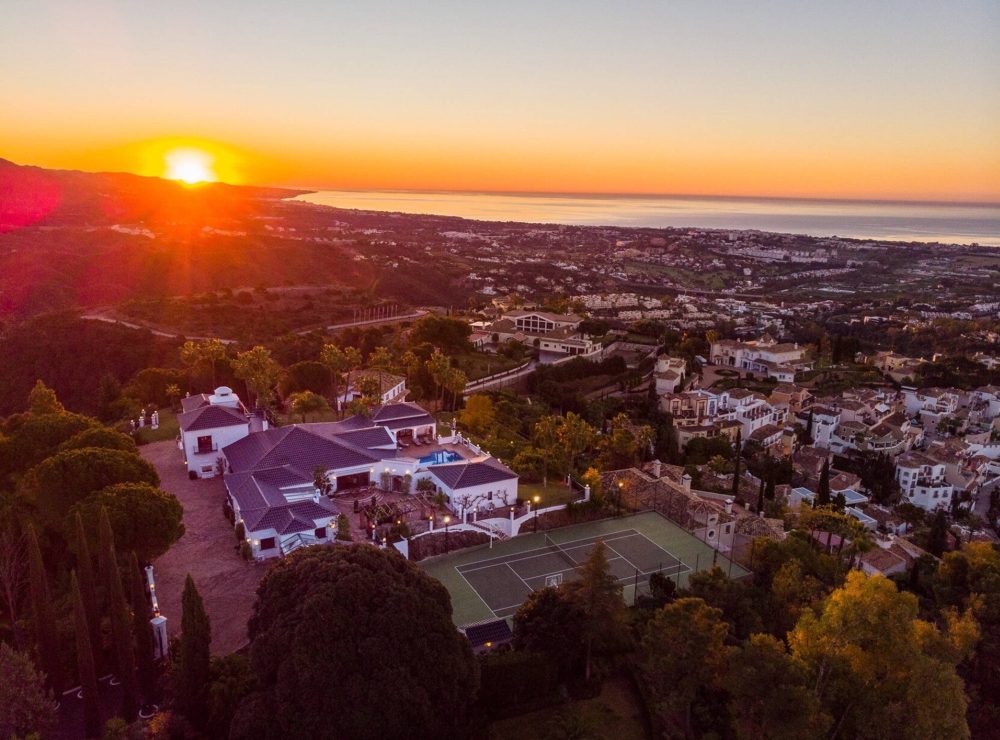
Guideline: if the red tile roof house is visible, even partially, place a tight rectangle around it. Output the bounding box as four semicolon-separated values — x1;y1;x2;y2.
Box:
218;401;518;559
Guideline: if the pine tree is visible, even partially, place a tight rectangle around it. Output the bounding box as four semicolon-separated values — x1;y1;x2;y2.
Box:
564;541;625;682
26;525;61;690
72;570;101;739
99;509;139;721
818;458;831;506
176;574;212;727
128;552;157;702
731;430;742;498
73;512;103;675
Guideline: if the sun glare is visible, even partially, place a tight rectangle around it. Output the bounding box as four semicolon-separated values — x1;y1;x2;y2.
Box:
164;148;217;184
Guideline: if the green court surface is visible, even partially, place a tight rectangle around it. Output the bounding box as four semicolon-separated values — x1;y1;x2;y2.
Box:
421;511;749;627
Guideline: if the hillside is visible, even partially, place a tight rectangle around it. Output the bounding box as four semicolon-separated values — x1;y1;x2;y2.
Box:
0;159;378;318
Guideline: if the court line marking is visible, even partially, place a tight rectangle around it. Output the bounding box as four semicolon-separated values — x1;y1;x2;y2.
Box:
489;560;690;615
605;538;643;576
518;555;628;587
457;530;639;574
506;562;533;594
457;530;639;573
453;565;499;618
626;530;687;571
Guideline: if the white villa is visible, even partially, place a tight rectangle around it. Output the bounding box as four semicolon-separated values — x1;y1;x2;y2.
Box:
654;355;688;394
710;335;811;381
485;310;599;363
895;451;954;511
215;401;518;559
177;387;258;478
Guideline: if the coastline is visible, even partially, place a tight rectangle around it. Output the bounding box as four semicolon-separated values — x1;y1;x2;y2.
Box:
292;189;1000;247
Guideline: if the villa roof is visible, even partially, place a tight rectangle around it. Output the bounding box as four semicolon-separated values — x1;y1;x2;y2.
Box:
504;310;581;323
223;425;384;477
180;393;211;413
428;458;517;490
243;497;337;534
372;402;435;424
179;404;249;433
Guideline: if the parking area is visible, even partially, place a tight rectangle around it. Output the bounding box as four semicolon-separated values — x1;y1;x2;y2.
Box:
142;441;268;655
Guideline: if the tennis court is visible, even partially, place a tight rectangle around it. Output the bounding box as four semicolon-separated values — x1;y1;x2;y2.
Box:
456;529;687;618
422;511;749;626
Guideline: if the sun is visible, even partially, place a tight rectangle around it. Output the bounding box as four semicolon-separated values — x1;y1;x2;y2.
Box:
164;147;217;184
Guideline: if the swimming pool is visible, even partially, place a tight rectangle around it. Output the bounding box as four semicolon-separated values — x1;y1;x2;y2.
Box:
418;450;464;465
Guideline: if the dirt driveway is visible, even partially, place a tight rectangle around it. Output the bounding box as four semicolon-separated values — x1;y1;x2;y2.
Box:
142;441;268;655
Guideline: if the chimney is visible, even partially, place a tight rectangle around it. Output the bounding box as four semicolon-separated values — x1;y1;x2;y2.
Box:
651;459;662;478
725;498;733;514
682;473;692;492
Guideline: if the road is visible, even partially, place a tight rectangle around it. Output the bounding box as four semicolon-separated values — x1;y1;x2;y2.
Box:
80;313;239;343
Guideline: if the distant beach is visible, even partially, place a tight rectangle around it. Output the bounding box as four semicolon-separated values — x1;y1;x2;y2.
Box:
294;190;1000;246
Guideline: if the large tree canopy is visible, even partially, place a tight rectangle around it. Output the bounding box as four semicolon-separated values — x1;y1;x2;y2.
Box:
231;545;477;740
70;483;184;561
789;571;973;740
0;410;99;480
57;427;138;455
20;448;160;532
409;315;472;354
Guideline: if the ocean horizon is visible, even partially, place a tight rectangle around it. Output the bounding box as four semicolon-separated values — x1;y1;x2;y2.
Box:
295;190;1000;247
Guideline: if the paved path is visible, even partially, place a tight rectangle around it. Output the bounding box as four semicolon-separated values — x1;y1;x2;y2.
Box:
142;441;267;655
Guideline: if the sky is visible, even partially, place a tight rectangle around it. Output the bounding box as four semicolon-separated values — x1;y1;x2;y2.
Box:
2;0;999;201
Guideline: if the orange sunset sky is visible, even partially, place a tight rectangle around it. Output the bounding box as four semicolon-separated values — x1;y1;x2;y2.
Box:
2;0;998;202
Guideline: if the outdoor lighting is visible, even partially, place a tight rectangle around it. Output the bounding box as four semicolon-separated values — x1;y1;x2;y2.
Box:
485;641;493;648
533;495;540;504
444;515;451;524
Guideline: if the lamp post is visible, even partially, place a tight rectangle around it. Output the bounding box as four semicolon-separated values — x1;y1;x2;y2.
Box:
533;495;541;532
444;515;451;551
617;481;624;516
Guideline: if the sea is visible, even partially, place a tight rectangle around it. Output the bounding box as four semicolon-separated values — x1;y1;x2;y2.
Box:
294;190;1000;247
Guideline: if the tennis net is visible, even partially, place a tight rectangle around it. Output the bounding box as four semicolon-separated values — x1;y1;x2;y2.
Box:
544;533;578;570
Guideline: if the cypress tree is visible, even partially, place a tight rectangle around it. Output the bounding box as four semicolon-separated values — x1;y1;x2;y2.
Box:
804;409;814;445
176;574;212;727
927;510;950;557
756;475;765;515
731;430;742;498
72;570;101;739
818;458;831;506
73;512;103;675
99;508;139;721
26;525;62;690
128;551;158;703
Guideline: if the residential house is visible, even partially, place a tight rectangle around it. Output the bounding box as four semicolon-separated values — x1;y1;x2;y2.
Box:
895;451;954;511
220;401;517;559
709;335;812;381
654;355;688;394
178;387;255;478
